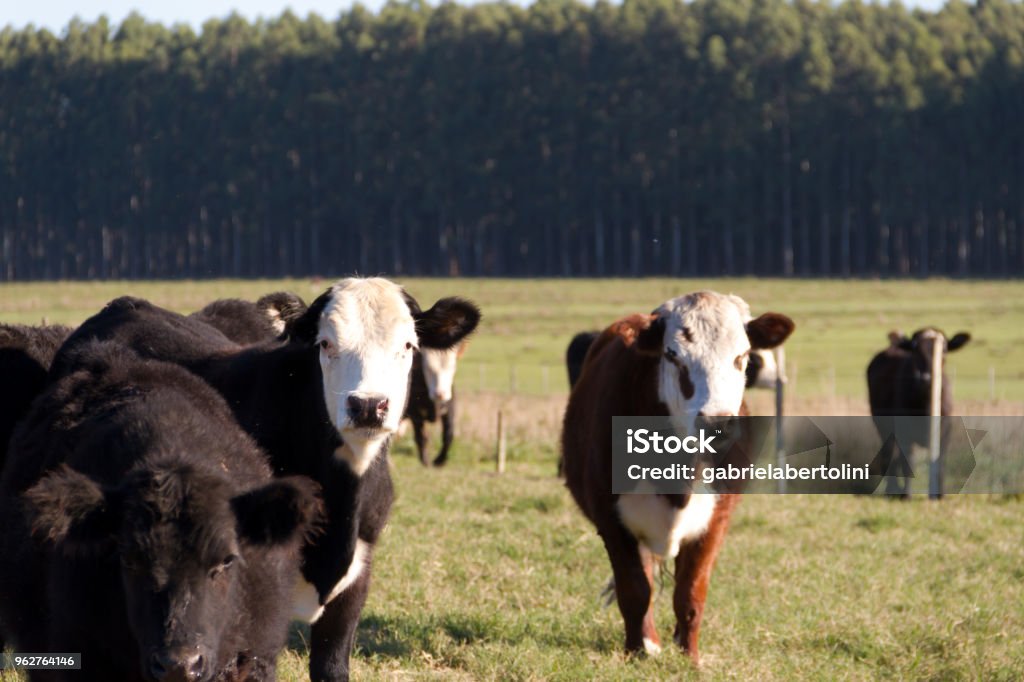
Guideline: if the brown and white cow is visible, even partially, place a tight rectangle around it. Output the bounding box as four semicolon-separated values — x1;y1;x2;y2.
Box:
561;291;794;661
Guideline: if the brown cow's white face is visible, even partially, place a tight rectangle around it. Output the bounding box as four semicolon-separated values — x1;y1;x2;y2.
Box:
640;291;794;433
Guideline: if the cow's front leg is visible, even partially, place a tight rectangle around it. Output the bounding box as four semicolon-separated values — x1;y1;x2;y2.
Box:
308;567;372;682
433;404;454;467
411;416;430;467
672;494;737;664
599;522;659;655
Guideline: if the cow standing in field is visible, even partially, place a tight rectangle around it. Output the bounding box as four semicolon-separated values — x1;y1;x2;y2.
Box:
189;292;307;345
51;278;481;682
0;323;73;472
404;343;466;466
0;342;320;682
561;291;793;661
867;328;970;496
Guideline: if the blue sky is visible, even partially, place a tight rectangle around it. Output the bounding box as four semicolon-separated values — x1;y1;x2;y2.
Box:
7;0;950;34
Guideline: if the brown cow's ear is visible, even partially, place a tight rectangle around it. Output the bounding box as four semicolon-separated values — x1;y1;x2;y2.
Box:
635;315;666;356
948;332;971;352
747;313;794;350
887;330;904;346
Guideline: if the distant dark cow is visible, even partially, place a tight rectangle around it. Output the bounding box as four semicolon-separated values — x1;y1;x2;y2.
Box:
51;278;481;682
403;343;466;466
566;331;600;388
562;291;793;660
867;328;971;496
189;292;307;345
0;342;319;682
0;323;73;472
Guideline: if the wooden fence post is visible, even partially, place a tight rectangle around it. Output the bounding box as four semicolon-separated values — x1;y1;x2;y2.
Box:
496;410;507;474
928;335;943;499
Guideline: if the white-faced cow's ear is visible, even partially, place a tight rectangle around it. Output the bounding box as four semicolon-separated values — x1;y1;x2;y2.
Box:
746;313;795;350
415;297;482;350
25;465;121;554
948;332;971;352
257;291;308;337
232;476;323;546
635;315;666;357
289;290;333;345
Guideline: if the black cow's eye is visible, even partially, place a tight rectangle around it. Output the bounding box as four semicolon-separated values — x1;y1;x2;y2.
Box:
665;348;678;360
319;339;330;350
210;554;238;578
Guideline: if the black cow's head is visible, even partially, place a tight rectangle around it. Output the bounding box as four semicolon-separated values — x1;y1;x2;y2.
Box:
289;277;481;475
27;464;320;682
890;327;971;387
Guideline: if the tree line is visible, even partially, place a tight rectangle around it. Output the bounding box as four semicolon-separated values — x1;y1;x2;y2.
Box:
2;0;1024;280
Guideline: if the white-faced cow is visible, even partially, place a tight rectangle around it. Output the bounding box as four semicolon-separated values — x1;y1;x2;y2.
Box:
50;278;481;682
561;291;793;661
403;343;466;466
189;292;307;345
867;327;971;496
0;342;320;682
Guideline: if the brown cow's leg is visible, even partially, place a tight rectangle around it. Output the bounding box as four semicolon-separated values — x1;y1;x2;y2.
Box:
600;523;659;655
672;494;738;663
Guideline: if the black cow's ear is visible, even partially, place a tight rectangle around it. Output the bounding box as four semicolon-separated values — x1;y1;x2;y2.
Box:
257;292;308;337
25;465;121;554
635;315;666;356
948;332;971;352
747;313;795;349
289;290;332;344
415;298;481;350
232;476;323;546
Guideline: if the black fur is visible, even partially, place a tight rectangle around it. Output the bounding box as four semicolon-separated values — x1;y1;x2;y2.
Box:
189;293;307;345
565;331;600;389
50;285;480;682
0;342;319;682
404;351;456;467
0;323;73;473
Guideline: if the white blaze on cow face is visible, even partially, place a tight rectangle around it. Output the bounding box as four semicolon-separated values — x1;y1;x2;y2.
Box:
421;345;460;412
653;292;752;433
317;278;418;474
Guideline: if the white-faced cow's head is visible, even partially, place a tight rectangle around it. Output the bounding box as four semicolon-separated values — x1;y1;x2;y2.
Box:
292;278;480;475
635;291;794;432
420;342;465;413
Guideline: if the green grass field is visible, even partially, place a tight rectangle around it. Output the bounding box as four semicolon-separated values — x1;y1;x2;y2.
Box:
2;278;1023;680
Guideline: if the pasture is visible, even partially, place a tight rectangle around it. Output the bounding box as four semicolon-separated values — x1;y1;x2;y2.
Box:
2;278;1023;680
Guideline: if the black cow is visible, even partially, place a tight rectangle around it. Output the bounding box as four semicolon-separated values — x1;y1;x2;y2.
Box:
867;327;971;496
189;292;307;345
566;331;600;389
403;344;465;467
50;277;481;682
0;323;73;472
0;342;320;682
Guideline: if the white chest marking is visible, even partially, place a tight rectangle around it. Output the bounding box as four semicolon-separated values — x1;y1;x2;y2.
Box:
334;437;386;477
616;493;718;559
291;539;370;623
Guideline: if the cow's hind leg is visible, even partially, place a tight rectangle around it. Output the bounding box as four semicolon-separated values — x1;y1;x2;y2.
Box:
599;523;660;655
672;494;737;664
308;567;372;682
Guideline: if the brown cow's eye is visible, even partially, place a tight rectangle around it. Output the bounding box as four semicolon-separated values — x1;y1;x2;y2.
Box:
405;342;413;351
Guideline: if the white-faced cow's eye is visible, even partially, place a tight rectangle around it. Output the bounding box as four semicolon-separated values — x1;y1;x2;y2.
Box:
665;348;678;361
405;341;414;351
210;554;238;579
319;339;330;351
